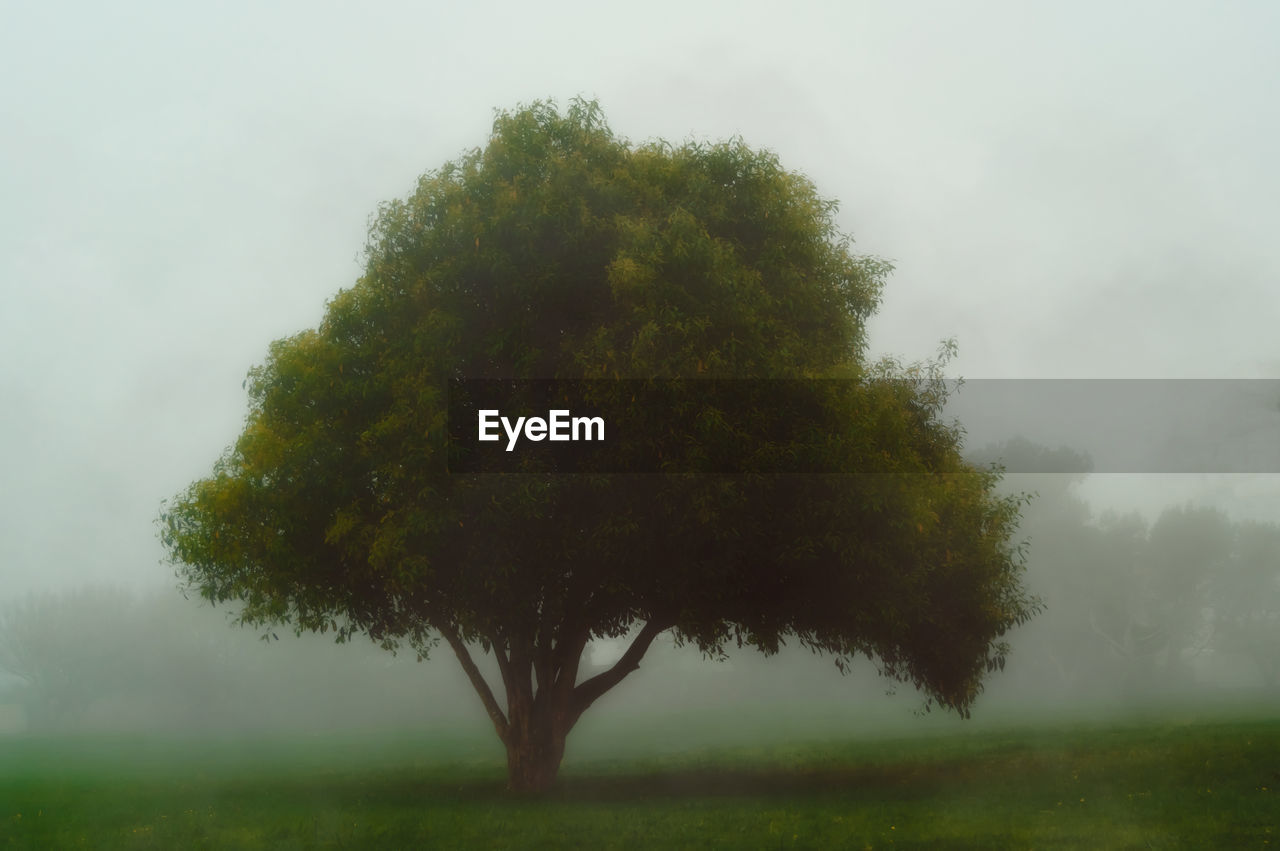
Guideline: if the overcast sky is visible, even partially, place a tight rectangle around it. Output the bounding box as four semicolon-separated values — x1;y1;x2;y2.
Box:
3;0;1278;599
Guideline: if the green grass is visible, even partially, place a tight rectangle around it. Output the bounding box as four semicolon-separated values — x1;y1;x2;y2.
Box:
2;715;1277;849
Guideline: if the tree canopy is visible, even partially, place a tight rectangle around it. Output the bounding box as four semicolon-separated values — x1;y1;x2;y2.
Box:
161;99;1038;792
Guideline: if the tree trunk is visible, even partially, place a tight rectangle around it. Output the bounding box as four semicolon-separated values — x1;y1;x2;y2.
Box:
443;620;672;793
504;720;568;794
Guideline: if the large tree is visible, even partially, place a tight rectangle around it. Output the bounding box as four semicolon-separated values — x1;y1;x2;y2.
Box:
161;100;1038;792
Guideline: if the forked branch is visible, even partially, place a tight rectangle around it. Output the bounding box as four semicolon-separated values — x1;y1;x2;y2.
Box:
569;619;672;724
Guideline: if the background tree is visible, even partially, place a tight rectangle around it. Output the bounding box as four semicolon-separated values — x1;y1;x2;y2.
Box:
1210;519;1280;690
963;438;1101;695
0;587;139;730
1140;506;1231;686
161;100;1039;793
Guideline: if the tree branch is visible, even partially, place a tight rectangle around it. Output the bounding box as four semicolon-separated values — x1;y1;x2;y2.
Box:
438;624;509;743
553;629;591;695
533;644;554;702
509;634;535;690
1088;611;1132;659
490;632;514;694
570;619;671;725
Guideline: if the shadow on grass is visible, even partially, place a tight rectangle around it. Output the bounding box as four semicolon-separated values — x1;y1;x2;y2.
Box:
556;746;1072;803
304;749;1046;806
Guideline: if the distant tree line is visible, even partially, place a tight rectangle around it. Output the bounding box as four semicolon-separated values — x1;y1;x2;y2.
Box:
972;438;1280;701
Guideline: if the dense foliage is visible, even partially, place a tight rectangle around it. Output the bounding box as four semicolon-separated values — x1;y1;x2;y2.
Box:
161;100;1038;790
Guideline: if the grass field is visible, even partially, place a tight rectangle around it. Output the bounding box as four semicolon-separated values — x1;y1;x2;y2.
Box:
2;712;1277;849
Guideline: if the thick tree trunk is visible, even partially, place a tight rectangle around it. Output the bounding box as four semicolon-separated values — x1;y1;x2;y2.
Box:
501;662;571;794
443;619;673;794
504;716;568;794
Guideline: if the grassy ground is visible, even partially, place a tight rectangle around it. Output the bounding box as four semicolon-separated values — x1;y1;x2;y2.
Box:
1;714;1277;849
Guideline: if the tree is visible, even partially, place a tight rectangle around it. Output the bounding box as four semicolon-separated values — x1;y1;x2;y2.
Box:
1210;519;1280;690
1040;504;1231;699
160;100;1038;792
0;587;153;730
962;438;1100;696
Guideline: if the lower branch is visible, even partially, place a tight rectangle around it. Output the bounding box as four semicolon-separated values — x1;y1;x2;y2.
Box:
439;624;509;742
569;619;672;724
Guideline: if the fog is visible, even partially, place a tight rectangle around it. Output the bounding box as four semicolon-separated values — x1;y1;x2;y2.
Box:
3;456;1277;745
3;1;1279;747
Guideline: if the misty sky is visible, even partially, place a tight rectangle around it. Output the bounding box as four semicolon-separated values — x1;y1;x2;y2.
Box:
2;1;1278;600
